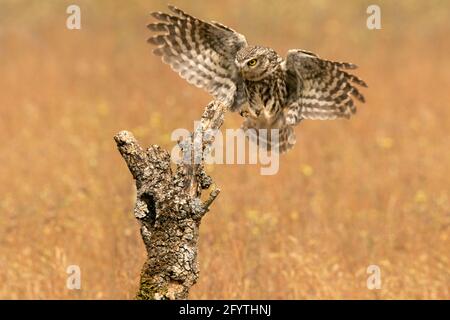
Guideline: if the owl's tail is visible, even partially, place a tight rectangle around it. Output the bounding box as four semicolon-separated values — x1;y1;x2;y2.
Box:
241;116;297;153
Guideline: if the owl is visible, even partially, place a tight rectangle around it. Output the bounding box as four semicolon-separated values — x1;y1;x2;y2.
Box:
148;5;367;153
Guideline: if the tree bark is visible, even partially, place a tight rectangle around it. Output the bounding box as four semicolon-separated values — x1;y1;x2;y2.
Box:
114;101;226;300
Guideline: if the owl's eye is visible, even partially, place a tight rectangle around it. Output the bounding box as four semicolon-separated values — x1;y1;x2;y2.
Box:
247;59;257;67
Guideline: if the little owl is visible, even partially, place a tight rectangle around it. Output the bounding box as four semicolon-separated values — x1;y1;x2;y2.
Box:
148;5;367;153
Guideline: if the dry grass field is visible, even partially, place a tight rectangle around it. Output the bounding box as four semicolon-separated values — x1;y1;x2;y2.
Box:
0;0;449;299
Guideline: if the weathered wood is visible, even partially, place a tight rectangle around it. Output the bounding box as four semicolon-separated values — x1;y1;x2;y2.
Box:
114;101;226;299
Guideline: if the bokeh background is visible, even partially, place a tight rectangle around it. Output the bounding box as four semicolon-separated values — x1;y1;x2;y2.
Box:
0;0;449;299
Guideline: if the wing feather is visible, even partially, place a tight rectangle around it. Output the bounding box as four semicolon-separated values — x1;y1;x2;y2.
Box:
148;5;248;109
285;49;367;124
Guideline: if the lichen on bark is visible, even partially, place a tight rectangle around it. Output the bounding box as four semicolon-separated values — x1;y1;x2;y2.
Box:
114;101;225;300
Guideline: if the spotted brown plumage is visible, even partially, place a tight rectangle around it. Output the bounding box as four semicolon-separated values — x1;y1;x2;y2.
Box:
148;5;367;153
147;5;247;110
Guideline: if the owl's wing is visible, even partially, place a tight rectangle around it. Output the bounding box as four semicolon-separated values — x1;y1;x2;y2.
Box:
284;49;367;124
148;5;248;110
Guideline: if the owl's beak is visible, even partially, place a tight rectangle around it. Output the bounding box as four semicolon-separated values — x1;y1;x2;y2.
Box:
235;60;245;76
238;65;246;77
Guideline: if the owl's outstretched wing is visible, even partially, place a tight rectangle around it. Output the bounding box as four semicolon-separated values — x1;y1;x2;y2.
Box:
148;5;248;110
284;49;367;125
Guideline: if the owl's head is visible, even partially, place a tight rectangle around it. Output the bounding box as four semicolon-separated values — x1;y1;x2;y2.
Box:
235;46;282;81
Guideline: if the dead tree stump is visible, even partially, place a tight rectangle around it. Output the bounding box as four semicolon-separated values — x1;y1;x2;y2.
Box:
114;101;225;300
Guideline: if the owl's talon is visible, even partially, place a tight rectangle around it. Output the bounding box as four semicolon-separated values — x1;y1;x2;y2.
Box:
239;110;250;118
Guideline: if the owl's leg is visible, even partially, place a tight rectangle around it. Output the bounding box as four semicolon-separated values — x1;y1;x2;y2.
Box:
285;102;303;126
241;109;262;118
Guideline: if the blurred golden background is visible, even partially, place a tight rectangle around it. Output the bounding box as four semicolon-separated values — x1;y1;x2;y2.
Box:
0;0;449;299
